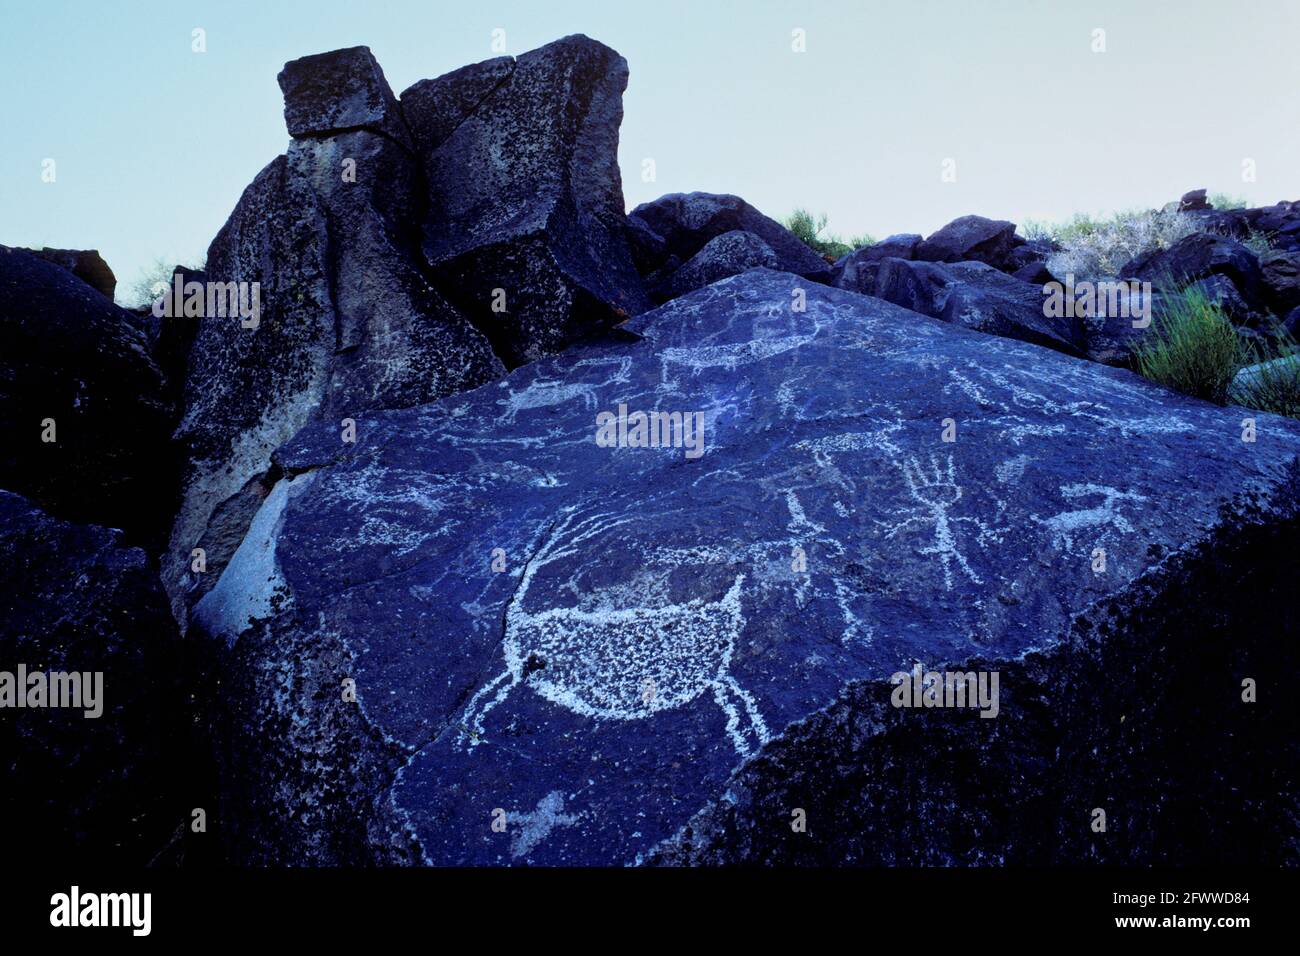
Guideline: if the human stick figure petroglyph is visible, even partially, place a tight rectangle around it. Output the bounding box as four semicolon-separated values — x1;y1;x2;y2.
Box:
876;454;997;590
457;507;771;757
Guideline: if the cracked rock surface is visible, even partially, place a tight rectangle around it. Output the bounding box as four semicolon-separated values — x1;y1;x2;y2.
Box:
191;270;1300;864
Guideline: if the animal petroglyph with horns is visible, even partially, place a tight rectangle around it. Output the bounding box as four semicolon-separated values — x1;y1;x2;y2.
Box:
457;507;771;757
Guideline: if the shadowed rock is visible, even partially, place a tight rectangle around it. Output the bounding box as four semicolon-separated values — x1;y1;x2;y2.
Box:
23;247;116;300
1186;273;1265;326
1260;249;1300;315
832;234;922;287
841;256;1084;356
630;192;833;283
166;50;505;625
914;215;1026;272
417;34;650;366
1122;233;1265;308
188;269;1300;865
0;245;175;546
652;230;778;302
0;491;182;863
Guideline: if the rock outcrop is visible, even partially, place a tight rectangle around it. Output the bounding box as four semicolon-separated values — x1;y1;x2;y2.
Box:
914;215;1026;272
188;269;1300;865
0;245;175;547
837;256;1084;356
0;491;182;863
629;193;833;285
23;247;117;300
166;36;648;625
650;230;778;302
1122;233;1265;307
415;36;650;367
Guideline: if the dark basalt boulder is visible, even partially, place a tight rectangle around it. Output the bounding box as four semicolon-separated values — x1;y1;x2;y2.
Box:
188;269;1300;865
0;245;175;547
1003;238;1057;276
846;256;1084;357
417;35;651;367
1249;201;1300;252
1012;260;1055;285
652;230;778;302
1259;249;1300;315
24;247;116;300
623;214;671;276
0;491;182;863
914;215;1026;272
1078;286;1164;368
136;265;205;406
831;234;922;288
400;56;515;156
1185;273;1265;326
629;192;833;283
278;46;413;147
1122;233;1266;309
1179;188;1210;212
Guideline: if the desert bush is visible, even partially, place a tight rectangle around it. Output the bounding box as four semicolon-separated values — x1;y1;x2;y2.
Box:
1208;193;1247;210
1238;227;1275;257
784;209;875;259
1043;208;1199;281
1232;331;1300;418
123;258;176;309
123;255;207;308
1133;285;1244;404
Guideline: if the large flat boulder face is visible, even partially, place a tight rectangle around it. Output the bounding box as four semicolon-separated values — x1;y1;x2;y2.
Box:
0;245;175;547
191;269;1300;865
416;35;650;367
0;491;182;863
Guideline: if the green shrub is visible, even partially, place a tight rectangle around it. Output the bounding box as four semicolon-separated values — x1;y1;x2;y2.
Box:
1208;193;1247;211
1238;227;1275;257
1132;285;1244;404
1232;331;1300;418
783;208;874;259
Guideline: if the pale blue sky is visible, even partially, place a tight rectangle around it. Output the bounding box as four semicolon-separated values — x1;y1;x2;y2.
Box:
2;0;1298;301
